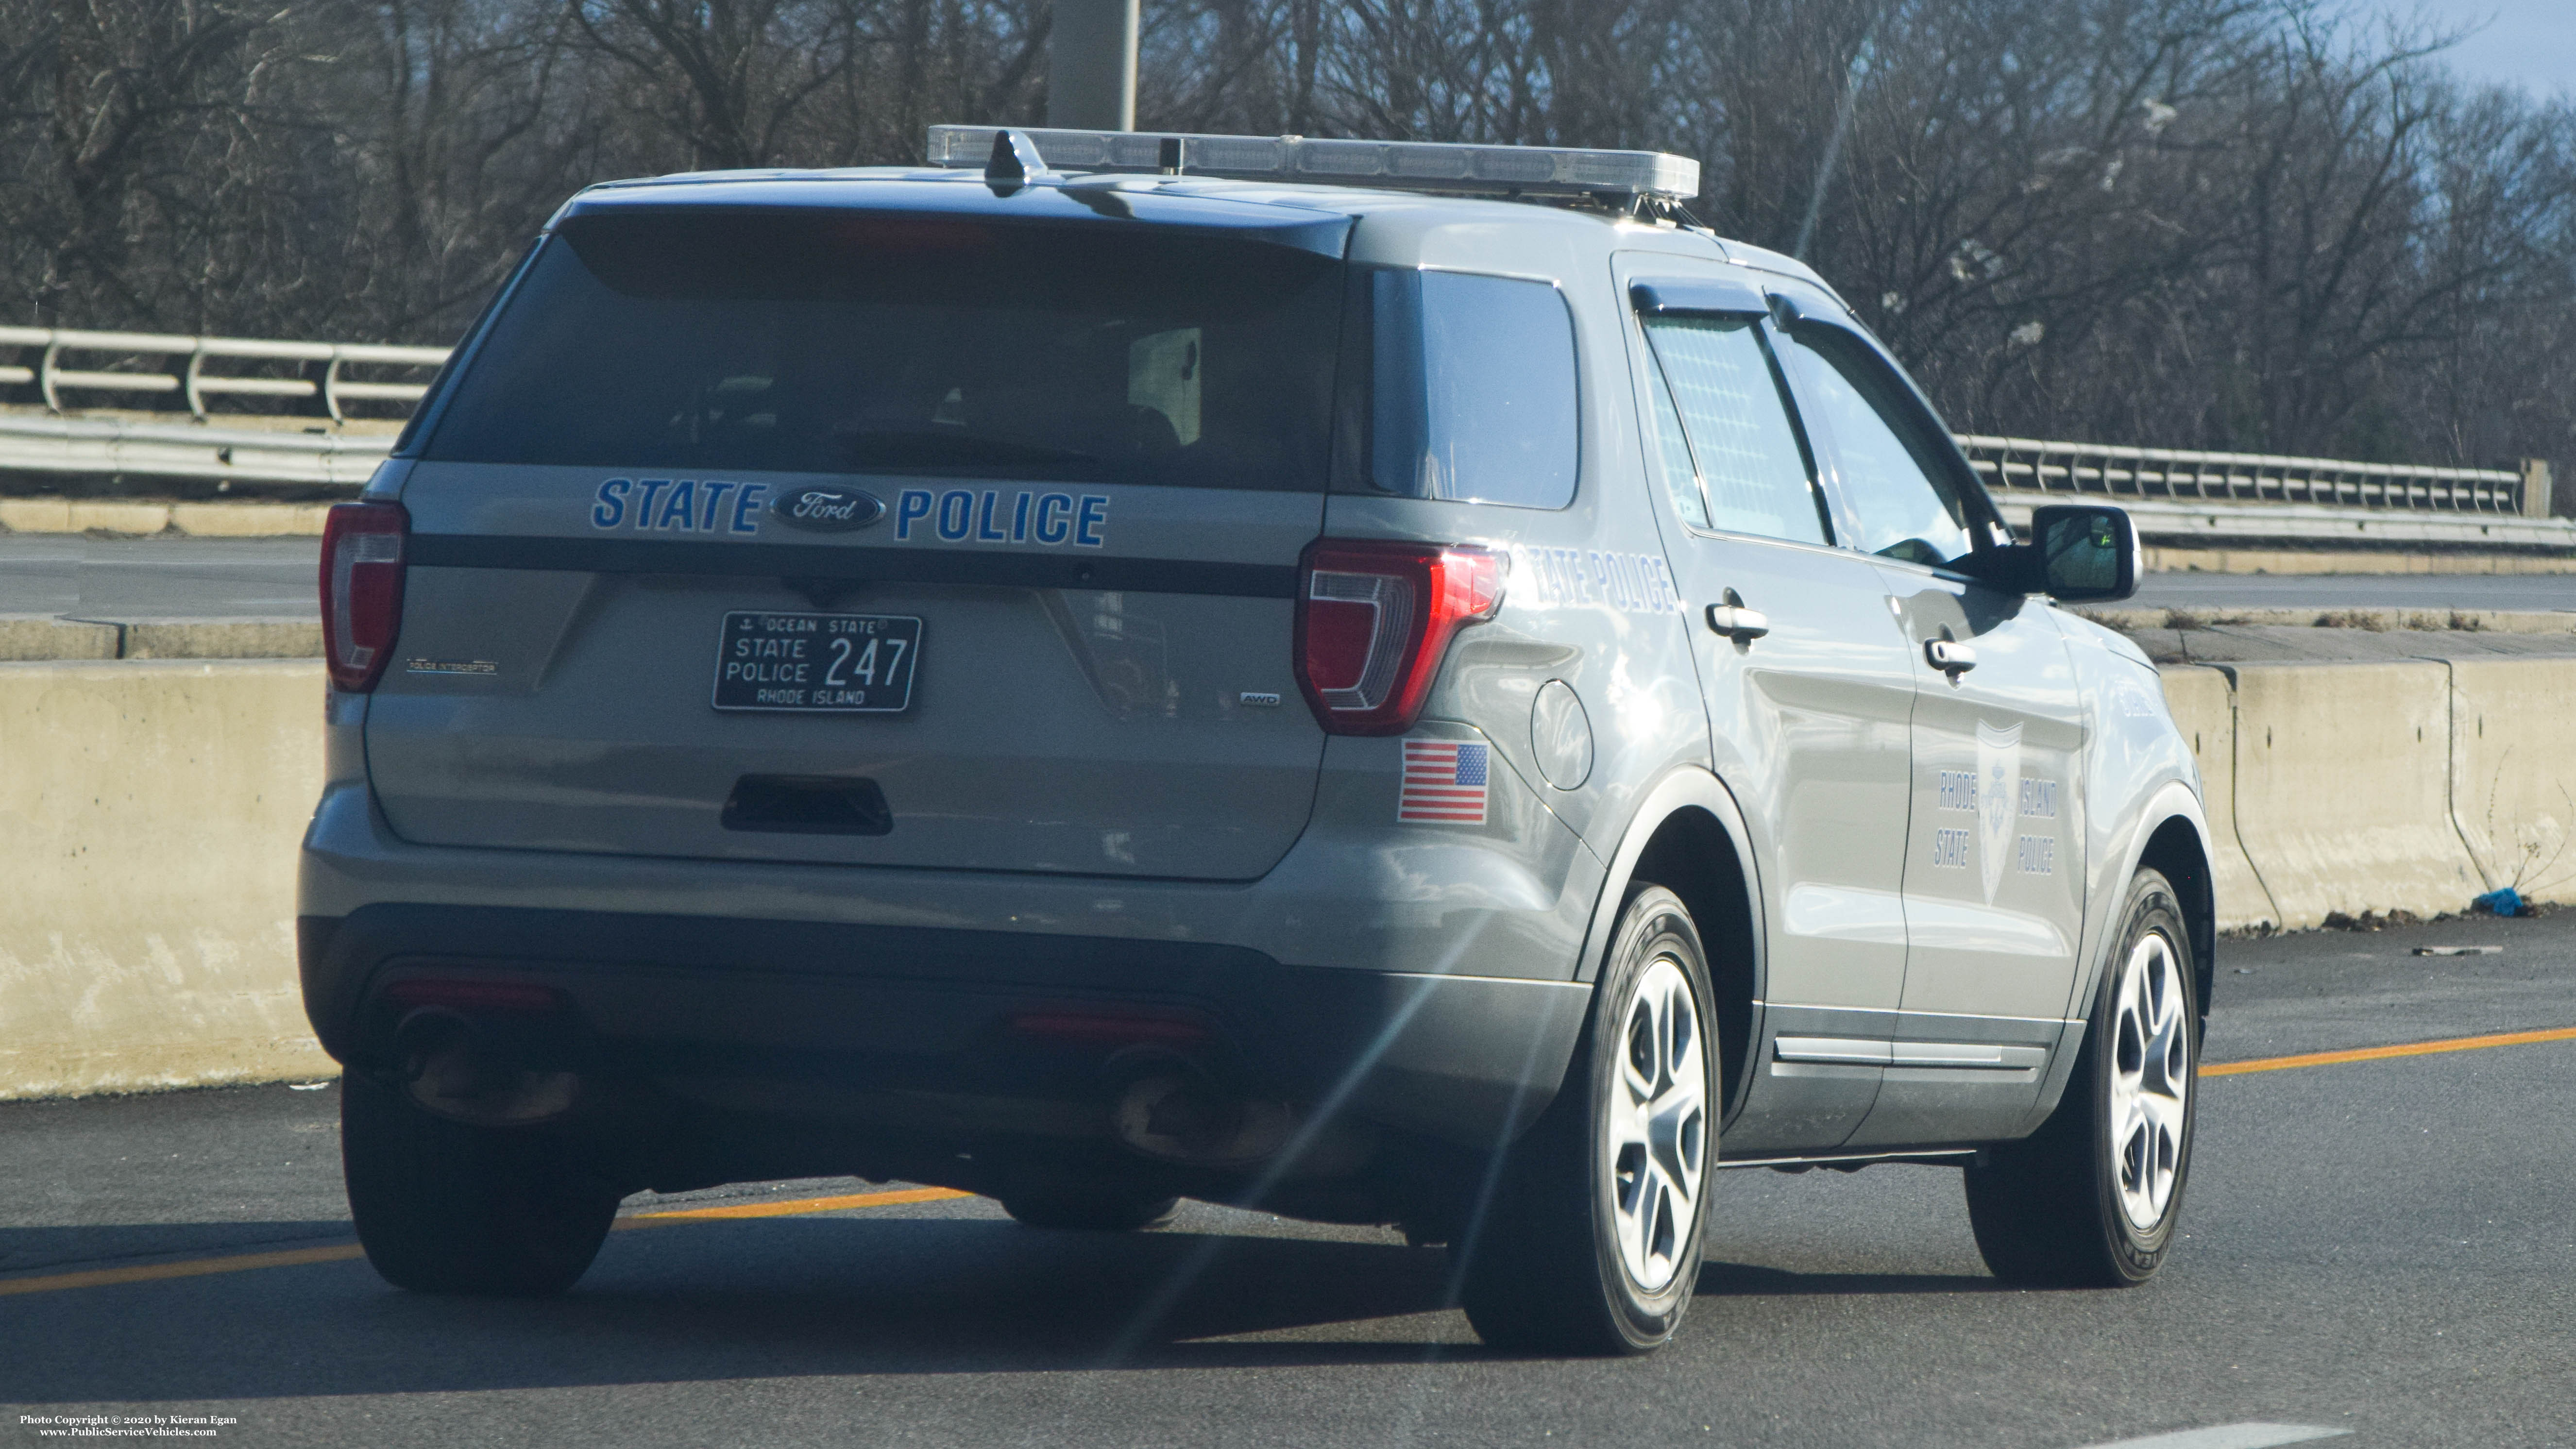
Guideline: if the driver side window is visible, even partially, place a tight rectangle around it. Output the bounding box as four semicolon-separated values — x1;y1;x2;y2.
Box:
1779;328;1974;567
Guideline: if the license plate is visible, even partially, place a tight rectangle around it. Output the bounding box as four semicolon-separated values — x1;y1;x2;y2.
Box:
712;611;922;713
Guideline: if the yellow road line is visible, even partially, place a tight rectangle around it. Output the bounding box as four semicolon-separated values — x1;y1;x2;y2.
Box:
0;1244;367;1298
614;1185;970;1228
11;1029;2570;1299
0;1186;973;1298
2203;1024;2576;1077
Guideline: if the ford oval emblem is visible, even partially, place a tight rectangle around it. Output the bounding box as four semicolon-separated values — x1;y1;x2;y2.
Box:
771;486;885;533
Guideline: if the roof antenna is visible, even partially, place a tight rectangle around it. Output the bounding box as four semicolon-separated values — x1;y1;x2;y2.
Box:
985;129;1051;193
1157;136;1185;175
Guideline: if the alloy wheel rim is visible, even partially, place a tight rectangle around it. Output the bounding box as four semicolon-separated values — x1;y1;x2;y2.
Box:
1602;954;1708;1293
2109;929;2190;1230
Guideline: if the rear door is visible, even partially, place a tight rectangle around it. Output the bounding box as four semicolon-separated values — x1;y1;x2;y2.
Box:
1619;269;1919;1154
367;201;1347;880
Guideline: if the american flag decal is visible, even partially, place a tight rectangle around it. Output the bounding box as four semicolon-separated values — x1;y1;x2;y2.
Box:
1400;740;1490;824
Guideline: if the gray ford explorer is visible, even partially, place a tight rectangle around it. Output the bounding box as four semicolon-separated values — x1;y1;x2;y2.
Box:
299;125;2217;1354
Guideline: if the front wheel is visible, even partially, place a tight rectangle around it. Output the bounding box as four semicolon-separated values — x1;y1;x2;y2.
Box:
1965;867;2199;1286
1459;884;1715;1354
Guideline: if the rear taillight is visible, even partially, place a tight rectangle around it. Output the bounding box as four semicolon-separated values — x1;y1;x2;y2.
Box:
1294;539;1504;736
320;501;408;692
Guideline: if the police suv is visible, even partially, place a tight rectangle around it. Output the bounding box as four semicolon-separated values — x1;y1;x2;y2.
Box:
300;126;2213;1354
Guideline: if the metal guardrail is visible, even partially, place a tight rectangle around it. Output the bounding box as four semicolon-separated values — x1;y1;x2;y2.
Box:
0;326;448;424
0;412;396;489
1986;494;2576;552
0;325;2562;553
1956;434;2540;517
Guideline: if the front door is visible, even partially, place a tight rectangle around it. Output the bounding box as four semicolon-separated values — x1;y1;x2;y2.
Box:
1770;316;2088;1147
1620;267;1919;1154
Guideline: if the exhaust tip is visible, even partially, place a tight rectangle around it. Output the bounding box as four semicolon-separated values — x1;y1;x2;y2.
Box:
394;1008;579;1126
1112;1073;1294;1166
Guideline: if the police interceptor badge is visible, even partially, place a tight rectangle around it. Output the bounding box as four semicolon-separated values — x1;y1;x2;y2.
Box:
713;611;921;712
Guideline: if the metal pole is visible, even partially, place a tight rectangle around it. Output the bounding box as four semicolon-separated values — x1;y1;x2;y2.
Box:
1048;0;1139;131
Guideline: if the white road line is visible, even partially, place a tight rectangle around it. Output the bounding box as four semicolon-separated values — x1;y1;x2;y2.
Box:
2078;1425;2351;1449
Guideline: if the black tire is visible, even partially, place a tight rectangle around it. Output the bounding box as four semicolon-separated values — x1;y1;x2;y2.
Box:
1458;885;1716;1355
999;1188;1179;1231
1965;867;2200;1287
342;1072;620;1296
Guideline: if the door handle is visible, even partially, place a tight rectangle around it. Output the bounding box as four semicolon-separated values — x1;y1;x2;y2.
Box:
1706;603;1771;641
1924;638;1977;675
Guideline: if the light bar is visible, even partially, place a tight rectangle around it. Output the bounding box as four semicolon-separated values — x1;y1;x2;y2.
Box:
925;125;1701;202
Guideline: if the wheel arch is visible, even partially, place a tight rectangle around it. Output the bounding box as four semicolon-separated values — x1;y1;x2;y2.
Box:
2021;779;2215;1134
2135;812;2217;1021
1579;767;1767;1124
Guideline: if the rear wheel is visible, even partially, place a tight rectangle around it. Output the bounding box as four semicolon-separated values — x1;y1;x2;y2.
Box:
1459;885;1714;1355
342;1072;620;1296
999;1187;1179;1232
1965;867;2198;1286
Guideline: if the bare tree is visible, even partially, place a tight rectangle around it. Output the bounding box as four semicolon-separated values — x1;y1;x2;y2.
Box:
0;0;2567;491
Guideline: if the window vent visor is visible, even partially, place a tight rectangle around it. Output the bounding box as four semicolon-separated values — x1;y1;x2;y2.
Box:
320;501;408;692
1294;540;1503;736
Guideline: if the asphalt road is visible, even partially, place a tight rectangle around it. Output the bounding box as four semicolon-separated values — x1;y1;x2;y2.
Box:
0;536;316;619
4;911;2572;1448
1;534;2571;621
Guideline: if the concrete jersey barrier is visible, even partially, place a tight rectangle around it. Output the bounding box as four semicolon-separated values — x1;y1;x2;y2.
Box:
0;616;322;661
2154;666;2280;933
0;660;333;1097
2224;661;2487;927
2444;658;2576;905
3;652;2572;1097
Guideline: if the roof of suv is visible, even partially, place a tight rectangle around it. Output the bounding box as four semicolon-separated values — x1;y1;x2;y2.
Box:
554;166;1842;300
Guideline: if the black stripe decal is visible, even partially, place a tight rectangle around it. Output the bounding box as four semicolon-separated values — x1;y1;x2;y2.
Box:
407;534;1299;599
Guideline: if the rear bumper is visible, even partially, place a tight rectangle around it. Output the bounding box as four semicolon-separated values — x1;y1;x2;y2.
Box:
300;900;1586;1154
296;768;1600;1164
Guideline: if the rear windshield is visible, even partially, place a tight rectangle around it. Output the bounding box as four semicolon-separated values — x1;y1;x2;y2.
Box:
419;210;1344;489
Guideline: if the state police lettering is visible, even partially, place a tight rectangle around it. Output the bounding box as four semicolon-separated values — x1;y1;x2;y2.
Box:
1508;545;1680;615
591;478;768;534
1931;767;2059;876
892;489;1110;547
723;617;814;692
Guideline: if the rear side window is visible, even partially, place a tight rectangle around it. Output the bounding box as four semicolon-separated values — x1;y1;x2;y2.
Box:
421;210;1343;490
1366;270;1579;509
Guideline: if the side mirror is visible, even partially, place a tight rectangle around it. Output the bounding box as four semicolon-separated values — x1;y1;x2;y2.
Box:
2030;503;2137;601
1951;504;2139;601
